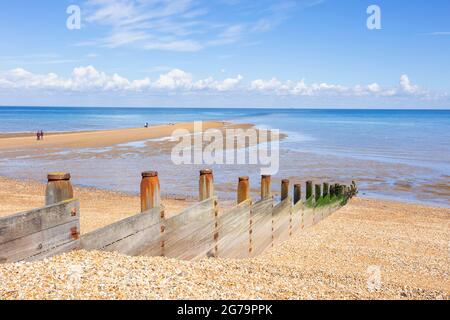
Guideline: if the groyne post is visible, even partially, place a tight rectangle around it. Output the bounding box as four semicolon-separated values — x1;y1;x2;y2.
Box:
261;175;272;200
45;172;74;206
281;179;289;201
330;184;336;198
237;176;250;204
315;184;322;203
294;184;302;204
306;181;313;200
323;183;329;197
199;169;214;201
140;171;161;212
335;184;342;197
199;169;218;257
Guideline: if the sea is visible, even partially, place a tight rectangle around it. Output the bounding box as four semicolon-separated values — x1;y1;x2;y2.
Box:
0;107;449;207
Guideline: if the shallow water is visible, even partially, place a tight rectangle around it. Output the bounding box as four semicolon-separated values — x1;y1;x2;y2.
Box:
0;107;449;207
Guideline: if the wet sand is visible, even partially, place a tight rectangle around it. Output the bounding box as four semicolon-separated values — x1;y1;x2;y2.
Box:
0;121;447;206
0;179;448;299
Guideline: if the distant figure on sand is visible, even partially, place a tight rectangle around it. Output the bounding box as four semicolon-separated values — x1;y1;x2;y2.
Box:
40;130;44;140
144;122;149;128
36;131;40;141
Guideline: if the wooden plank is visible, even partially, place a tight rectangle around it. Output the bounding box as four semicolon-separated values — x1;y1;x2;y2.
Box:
216;200;251;258
138;199;216;258
291;201;304;233
106;223;162;256
218;200;251;236
164;218;216;260
27;240;80;262
164;198;215;228
249;198;274;257
0;200;79;244
162;199;216;260
80;206;163;251
0;220;80;263
272;198;292;246
302;207;315;228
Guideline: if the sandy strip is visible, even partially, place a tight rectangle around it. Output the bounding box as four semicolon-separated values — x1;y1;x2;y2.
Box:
0;177;449;300
0;121;251;150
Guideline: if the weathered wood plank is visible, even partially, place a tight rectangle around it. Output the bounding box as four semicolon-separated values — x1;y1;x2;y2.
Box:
80;206;163;251
162;198;216;260
0;200;79;244
164;198;215;228
249;198;274;257
216;200;251;258
291;201;304;233
272;198;292;246
27;239;80;262
0;220;80;263
105;223;162;256
164;219;216;260
302;207;315;228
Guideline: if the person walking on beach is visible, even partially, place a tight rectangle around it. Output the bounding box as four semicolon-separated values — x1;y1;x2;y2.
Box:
36;131;40;141
40;130;44;140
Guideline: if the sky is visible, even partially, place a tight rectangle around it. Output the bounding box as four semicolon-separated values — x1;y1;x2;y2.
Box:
0;0;449;108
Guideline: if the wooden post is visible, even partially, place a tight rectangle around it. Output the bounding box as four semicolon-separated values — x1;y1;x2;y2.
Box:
199;169;214;201
342;185;348;198
315;184;322;202
237;176;250;204
45;172;74;206
140;171;161;212
281;179;289;201
323;182;329;197
329;184;335;197
261;175;272;200
294;184;302;204
335;184;342;197
306;181;313;200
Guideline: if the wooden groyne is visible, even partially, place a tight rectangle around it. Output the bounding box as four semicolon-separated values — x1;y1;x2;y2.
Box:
0;171;357;263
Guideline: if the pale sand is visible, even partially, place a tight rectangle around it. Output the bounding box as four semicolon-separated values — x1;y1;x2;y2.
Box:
0;178;449;299
0;121;252;150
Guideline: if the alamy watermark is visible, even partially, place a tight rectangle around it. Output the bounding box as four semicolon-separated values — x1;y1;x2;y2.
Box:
367;5;382;30
66;4;381;32
66;5;81;30
170;122;280;175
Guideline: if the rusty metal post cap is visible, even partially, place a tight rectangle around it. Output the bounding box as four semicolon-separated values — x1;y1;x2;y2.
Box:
239;176;249;181
261;175;271;179
282;179;289;184
47;172;71;181
142;171;158;178
200;169;213;175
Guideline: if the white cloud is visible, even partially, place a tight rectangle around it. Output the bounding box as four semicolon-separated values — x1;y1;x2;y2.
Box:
80;0;314;52
0;66;439;101
399;74;420;94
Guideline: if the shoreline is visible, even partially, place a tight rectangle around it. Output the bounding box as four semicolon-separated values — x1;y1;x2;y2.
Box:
0;120;448;207
1;174;448;213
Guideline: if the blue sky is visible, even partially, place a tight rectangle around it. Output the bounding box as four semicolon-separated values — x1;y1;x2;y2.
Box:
0;0;449;108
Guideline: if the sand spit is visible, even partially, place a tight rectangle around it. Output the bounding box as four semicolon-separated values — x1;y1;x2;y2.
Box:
0;121;242;150
0;195;448;300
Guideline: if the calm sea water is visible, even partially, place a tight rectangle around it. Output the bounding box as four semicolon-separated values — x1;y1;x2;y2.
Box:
1;107;449;206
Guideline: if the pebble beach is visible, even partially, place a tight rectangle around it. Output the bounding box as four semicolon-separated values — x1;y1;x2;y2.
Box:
0;179;448;299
